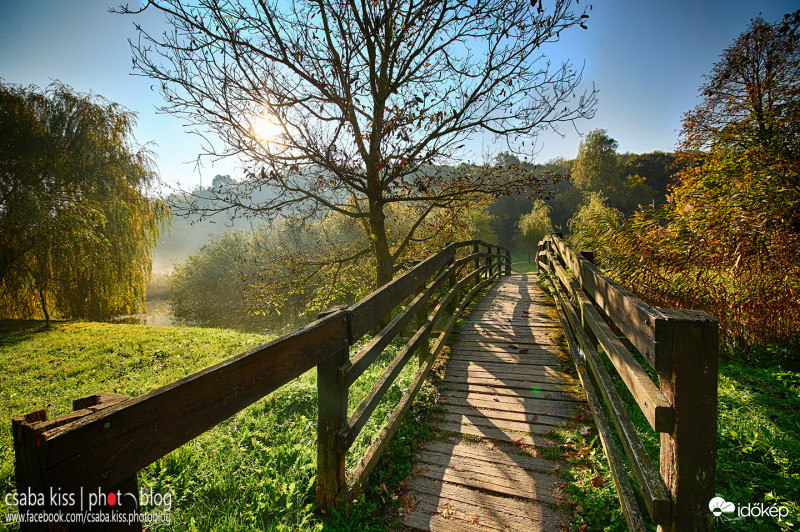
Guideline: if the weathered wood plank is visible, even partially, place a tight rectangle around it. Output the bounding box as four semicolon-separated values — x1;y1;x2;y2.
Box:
545;235;671;371
420;440;560;473
416;450;556;487
439;382;576;402
442;389;580;407
444;360;569;379
436;422;556;447
439;374;568;393
452;342;563;355
449;350;563;365
455;331;559;344
408;477;564;531
437;413;561;437
403;506;495;532
441;404;569;428
411;460;560;502
440;370;568;389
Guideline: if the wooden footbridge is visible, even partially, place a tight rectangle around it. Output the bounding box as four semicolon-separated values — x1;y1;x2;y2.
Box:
13;237;718;532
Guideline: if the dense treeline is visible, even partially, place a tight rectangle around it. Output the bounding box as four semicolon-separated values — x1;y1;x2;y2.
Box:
163;146;674;330
489;147;676;259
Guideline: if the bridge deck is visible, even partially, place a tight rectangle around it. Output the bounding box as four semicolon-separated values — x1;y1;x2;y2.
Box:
403;273;588;531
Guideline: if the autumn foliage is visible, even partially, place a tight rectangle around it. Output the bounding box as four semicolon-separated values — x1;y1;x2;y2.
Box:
572;11;800;347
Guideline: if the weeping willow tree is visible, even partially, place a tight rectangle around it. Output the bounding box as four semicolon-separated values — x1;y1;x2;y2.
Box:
515;199;554;263
0;82;168;324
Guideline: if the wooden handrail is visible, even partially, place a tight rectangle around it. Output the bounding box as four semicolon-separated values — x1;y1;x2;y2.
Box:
537;234;718;532
12;240;511;530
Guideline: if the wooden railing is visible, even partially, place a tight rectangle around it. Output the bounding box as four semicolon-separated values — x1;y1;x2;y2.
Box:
537;234;718;532
12;240;510;530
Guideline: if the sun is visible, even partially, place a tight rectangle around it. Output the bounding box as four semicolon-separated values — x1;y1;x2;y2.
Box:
252;114;283;143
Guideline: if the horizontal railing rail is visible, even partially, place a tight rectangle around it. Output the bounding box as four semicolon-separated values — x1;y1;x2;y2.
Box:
537;234;718;532
12;239;511;530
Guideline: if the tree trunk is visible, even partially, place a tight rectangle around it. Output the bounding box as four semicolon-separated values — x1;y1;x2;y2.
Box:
369;202;394;289
39;287;50;327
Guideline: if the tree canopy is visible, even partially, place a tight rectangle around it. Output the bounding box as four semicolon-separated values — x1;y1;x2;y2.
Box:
571;128;620;195
0;82;167;323
120;0;596;290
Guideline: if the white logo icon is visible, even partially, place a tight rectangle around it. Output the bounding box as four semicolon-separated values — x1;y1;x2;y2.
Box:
709;497;735;517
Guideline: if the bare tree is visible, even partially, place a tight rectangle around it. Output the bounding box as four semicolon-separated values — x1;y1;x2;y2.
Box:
119;0;596;287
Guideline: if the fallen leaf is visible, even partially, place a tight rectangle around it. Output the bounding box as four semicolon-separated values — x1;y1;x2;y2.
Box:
518;348;529;354
471;515;479;524
411;467;429;474
591;476;606;487
441;502;455;519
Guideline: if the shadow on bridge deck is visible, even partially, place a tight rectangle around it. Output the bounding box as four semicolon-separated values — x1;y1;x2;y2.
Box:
402;273;591;531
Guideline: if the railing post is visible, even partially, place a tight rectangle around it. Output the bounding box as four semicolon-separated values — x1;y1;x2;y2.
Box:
446;255;456;314
12;411;48;532
413;263;430;367
12;393;139;531
316;305;350;510
473;242;480;286
485;244;492;278
659;310;718;532
505;249;511;276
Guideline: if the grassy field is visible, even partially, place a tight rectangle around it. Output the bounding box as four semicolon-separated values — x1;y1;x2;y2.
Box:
509;253;539;274
0;320;440;531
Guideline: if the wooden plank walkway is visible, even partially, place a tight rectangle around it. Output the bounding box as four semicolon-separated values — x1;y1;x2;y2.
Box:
402;273;588;531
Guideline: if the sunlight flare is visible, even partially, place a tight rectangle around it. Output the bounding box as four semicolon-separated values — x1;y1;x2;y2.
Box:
252;113;282;143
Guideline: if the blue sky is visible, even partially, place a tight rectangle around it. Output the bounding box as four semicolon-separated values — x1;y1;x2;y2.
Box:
1;0;797;189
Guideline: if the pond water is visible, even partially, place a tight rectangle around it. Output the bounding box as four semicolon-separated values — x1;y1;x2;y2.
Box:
111;298;175;327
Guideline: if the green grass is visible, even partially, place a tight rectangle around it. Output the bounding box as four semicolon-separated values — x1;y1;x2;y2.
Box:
0;320;441;531
510;253;539;274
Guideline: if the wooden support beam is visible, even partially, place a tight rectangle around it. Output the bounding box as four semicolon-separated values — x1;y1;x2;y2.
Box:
39;312;348;493
548;278;648;532
549;276;670;525
317;307;351;510
659;310;718;532
543;250;673;433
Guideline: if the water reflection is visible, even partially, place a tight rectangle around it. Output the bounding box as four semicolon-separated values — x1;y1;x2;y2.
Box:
110;298;310;335
111;298;175;327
